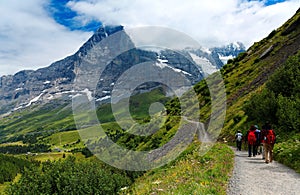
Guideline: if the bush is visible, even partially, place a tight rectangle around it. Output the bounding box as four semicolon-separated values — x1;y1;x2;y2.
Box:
273;134;300;173
277;95;300;132
266;29;277;39
244;89;277;124
254;58;260;63
7;156;131;194
0;154;33;184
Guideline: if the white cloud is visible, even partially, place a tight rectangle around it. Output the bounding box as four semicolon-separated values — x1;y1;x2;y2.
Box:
0;0;92;76
68;0;299;47
0;0;299;76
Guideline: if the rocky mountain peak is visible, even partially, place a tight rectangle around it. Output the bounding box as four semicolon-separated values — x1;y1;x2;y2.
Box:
76;25;124;57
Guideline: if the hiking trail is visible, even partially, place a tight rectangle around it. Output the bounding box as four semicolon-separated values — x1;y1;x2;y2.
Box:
227;147;300;195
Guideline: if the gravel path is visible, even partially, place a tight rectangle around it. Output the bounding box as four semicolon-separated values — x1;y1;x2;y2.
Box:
227;147;300;195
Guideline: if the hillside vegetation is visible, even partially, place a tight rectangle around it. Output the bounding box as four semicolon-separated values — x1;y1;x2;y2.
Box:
218;8;300;138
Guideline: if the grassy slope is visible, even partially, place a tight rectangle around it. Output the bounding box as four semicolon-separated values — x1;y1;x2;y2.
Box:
122;142;234;195
0;88;171;150
97;87;171;123
0;100;75;143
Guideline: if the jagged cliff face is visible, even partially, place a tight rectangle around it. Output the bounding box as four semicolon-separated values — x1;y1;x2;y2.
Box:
0;25;245;115
0;26;126;114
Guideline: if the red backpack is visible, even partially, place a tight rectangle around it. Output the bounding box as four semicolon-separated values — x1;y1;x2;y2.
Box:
266;129;276;144
248;130;256;145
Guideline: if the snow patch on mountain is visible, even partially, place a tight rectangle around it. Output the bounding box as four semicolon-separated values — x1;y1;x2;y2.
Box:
156;59;192;76
26;93;44;107
96;95;111;102
82;88;93;102
189;53;218;76
201;47;212;54
15;88;23;91
218;54;235;64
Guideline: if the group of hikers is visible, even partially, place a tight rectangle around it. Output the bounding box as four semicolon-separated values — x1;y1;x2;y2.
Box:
235;122;276;164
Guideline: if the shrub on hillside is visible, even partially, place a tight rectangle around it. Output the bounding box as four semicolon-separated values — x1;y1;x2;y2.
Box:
7;156;131;195
0;154;33;183
273;134;300;173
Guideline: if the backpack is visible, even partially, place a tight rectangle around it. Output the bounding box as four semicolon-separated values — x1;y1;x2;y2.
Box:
248;130;256;145
266;129;276;144
255;130;261;144
236;133;242;141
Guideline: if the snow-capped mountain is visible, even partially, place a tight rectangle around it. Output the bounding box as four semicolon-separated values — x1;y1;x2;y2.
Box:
0;25;245;114
210;42;246;65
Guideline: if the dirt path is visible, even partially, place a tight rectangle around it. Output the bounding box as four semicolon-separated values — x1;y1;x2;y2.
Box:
227;147;300;195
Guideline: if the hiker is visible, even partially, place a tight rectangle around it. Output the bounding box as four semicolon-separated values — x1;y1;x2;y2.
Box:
264;123;276;163
254;125;261;156
235;130;243;151
245;125;257;157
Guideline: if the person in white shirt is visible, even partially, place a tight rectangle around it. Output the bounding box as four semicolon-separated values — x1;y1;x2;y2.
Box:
235;130;243;151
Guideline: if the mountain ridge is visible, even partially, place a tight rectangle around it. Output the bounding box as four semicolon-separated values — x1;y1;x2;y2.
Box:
0;25;245;115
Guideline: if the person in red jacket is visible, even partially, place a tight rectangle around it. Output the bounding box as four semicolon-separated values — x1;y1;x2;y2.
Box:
263;123;276;163
245;125;257;157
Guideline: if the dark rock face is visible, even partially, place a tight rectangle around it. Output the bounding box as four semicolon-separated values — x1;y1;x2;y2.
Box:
0;25;245;114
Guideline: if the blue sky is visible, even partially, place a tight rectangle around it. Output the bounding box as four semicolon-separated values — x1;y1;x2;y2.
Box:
47;0;101;31
46;0;294;32
263;0;287;5
0;0;299;76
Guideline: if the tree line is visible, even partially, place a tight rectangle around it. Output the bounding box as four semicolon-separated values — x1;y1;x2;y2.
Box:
0;144;50;154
